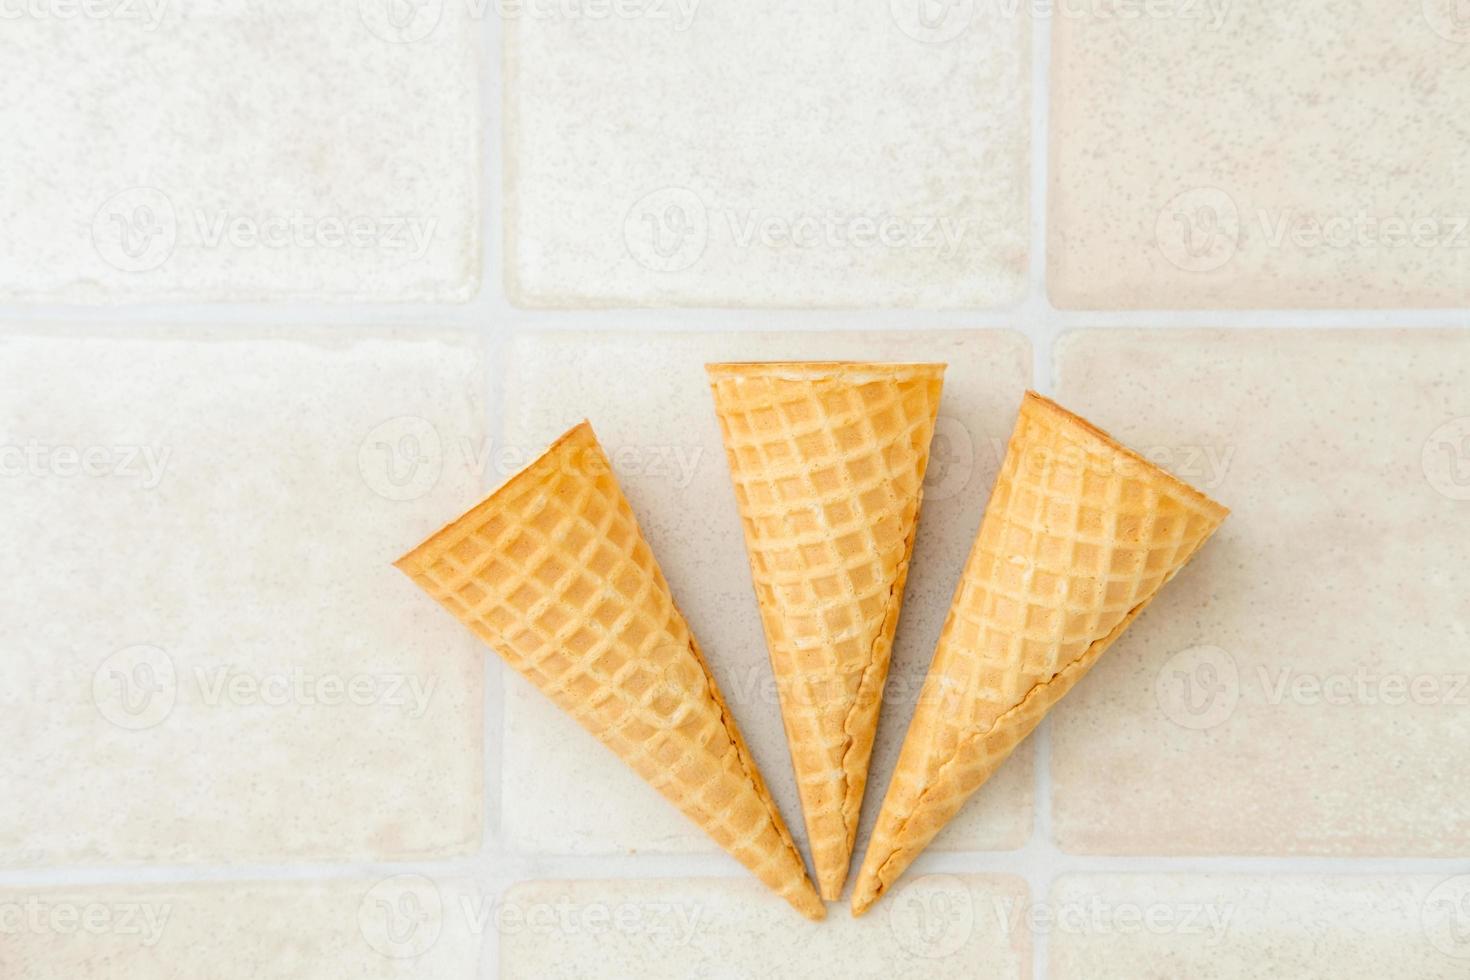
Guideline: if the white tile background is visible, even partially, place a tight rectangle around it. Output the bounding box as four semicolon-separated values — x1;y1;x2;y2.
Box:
1;1;1468;978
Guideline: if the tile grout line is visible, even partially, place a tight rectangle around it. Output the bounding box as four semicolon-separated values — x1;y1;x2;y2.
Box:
477;13;506;976
1;9;1467;980
1027;8;1056;979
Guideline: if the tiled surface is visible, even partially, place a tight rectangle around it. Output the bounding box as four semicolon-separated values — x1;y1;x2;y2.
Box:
0;329;486;864
1048;875;1470;978
497;331;1035;861
499;875;1030;978
0;1;479;301
1052;330;1470;855
4;0;1469;974
0;878;484;978
1049;2;1470;308
504;4;1029;308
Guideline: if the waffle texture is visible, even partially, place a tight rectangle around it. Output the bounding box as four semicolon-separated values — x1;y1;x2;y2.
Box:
851;392;1229;915
708;362;945;900
395;422;824;920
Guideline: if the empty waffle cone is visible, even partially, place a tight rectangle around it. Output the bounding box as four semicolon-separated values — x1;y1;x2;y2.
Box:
395;422;824;920
708;362;945;901
851;392;1229;916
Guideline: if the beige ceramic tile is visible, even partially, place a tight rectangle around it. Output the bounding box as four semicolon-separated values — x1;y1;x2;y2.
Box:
498;331;1034;862
1052;329;1470;855
504;4;1028;308
499;874;1029;978
0;877;483;978
0;328;486;864
0;1;478;301
1049;2;1470;308
1049;874;1470;979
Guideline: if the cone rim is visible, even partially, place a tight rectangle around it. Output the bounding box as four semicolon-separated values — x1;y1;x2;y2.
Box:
1021;391;1230;521
393;419;597;574
706;361;946;383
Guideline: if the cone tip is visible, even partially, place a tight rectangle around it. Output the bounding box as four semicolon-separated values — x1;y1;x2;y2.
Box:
789;881;827;921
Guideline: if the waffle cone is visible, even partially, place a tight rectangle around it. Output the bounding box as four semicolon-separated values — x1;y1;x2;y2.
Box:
851;392;1229;915
708;362;945;901
395;422;824;920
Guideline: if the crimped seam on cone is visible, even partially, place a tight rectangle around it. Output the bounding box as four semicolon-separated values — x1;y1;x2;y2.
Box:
395;419;598;574
707;363;944;900
394;420;825;920
851;394;1230;915
852;518;1218;915
851;571;1162;916
821;487;921;899
706;361;946;386
1020;391;1230;521
680;631;828;921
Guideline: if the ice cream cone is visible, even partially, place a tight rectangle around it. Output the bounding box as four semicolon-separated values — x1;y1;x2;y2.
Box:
707;362;945;901
395;421;824;920
851;392;1229;915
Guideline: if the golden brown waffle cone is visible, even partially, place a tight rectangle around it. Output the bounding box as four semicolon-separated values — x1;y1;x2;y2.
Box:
851;392;1229;915
395;422;824;920
707;362;945;901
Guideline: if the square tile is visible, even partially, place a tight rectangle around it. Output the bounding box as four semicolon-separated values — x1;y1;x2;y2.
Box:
499;875;1029;978
0;1;479;301
1052;329;1470;855
504;4;1028;307
1049;3;1470;307
0;327;487;864
1048;874;1469;978
0;877;483;978
498;331;1034;861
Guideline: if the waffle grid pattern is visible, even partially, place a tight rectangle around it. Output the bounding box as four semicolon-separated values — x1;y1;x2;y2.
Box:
853;392;1228;913
709;363;943;899
397;422;823;919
